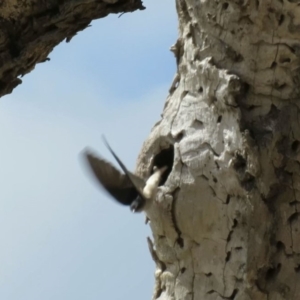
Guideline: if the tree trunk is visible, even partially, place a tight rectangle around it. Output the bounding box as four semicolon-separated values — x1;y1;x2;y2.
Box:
0;0;144;97
137;1;300;299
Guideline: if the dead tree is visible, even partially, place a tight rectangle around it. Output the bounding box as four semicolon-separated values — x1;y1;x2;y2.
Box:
137;1;300;299
2;0;300;299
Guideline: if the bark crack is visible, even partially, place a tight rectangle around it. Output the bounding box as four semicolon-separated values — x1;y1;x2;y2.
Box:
190;247;196;300
147;237;166;300
170;165;184;248
223;219;238;295
147;237;167;272
207;288;239;299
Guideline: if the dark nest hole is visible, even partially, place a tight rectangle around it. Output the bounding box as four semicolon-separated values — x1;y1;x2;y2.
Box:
152;145;174;186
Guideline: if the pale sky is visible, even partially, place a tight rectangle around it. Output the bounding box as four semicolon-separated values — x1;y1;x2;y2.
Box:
0;1;177;300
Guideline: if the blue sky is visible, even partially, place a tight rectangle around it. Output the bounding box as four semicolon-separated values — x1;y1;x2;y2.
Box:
0;1;177;300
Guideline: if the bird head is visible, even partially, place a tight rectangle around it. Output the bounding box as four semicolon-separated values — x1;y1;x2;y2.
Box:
130;196;145;213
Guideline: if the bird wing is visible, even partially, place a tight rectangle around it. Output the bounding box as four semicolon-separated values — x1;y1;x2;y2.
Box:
84;150;142;206
102;136;146;199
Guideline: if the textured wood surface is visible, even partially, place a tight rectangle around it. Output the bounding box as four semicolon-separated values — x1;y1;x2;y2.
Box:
137;1;300;299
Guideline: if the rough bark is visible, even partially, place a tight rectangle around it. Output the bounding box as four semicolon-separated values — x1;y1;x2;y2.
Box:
137;1;300;300
0;0;144;97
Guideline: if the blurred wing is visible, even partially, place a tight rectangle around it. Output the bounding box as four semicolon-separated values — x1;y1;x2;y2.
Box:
102;136;146;199
84;150;139;206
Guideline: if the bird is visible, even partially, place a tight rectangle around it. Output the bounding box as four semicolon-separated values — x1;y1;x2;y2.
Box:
83;136;167;213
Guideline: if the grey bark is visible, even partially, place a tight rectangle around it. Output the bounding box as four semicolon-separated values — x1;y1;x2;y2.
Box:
0;0;144;97
2;0;300;299
137;1;300;300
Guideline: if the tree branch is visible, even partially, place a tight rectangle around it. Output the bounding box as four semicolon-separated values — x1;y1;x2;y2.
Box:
0;0;145;97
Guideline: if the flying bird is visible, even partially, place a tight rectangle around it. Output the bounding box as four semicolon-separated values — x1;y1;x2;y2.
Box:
83;137;167;213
